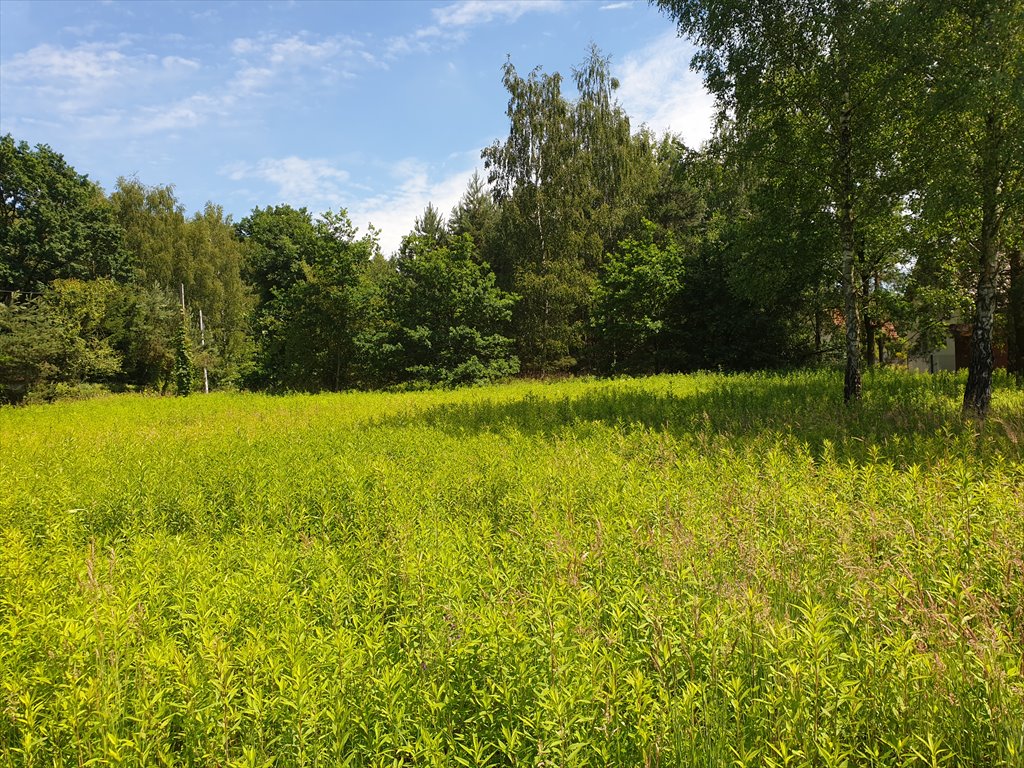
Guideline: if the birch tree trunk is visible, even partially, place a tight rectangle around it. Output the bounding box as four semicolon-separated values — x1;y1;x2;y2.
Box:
963;112;1002;417
840;93;861;402
1008;248;1023;381
862;272;875;367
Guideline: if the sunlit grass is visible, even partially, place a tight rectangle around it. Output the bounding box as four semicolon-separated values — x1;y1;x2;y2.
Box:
1;369;1022;766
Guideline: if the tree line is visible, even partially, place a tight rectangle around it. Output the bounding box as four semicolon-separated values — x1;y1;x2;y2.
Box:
1;2;1021;415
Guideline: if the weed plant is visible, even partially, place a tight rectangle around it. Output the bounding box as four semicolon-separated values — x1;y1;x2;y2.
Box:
1;369;1022;766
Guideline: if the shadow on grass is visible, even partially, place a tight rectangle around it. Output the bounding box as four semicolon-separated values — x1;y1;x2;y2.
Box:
378;370;1024;466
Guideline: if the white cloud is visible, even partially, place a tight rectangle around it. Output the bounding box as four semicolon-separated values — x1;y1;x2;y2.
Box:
388;0;564;58
600;2;634;9
190;8;219;22
0;30;372;144
128;93;223;135
227;32;366;85
1;40;224;136
386;25;455;57
60;21;103;37
433;0;564;27
218;153;478;255
268;36;341;64
162;55;200;71
3;42;128;83
222;156;352;210
230;32;364;67
230;66;274;93
348;158;481;256
616;31;716;147
231;37;257;55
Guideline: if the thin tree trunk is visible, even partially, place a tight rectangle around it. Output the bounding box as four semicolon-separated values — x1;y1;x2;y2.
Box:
839;92;861;402
874;272;884;365
536;190;549;374
963;242;998;416
814;306;822;356
963;112;1001;418
862;272;875;367
1008;248;1023;382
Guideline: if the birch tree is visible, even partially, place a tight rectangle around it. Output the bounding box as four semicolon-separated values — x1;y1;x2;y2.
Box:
483;47;657;374
655;0;909;402
910;0;1023;416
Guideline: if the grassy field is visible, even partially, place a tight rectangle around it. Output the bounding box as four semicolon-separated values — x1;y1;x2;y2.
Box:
1;369;1022;767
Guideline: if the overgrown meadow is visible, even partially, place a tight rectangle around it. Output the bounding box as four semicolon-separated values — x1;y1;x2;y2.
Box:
1;370;1022;767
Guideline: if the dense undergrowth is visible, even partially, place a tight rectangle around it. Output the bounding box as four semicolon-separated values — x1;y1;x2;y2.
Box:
1;369;1022;766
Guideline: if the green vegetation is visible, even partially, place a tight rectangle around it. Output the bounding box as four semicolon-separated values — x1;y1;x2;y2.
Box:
2;370;1022;766
4;7;1023;411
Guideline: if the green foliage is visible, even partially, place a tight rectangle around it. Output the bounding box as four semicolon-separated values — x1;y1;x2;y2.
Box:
0;135;129;292
183;204;254;385
104;282;178;390
646;136;708;237
237;206;374;392
407;202;448;251
4;8;1021;407
907;0;1024;231
1;370;1022;765
0;280;122;403
379;232;519;387
670;241;811;372
110;178;187;287
484;60;588;373
111;180;253;385
904;0;1023;414
655;0;917;401
448;171;499;258
350;251;397;388
173;307;193;396
593;221;685;373
484;47;658;374
630;138;818;373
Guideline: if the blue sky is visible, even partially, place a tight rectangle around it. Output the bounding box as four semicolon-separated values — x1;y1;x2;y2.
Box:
1;0;713;254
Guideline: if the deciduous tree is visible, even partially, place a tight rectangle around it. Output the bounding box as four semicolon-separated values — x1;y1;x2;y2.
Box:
655;0;911;402
908;0;1023;415
1;135;128;293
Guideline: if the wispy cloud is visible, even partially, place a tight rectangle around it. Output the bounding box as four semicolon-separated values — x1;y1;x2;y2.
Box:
228;32;370;85
162;55;200;71
264;32;380;81
231;32;365;68
59;21;104;38
1;39;214;133
387;0;565;58
218;152;479;255
222;156;352;210
616;31;715;147
127;93;225;135
348;157;482;256
229;66;274;93
433;0;564;27
600;2;634;10
1;29;372;143
3;42;130;83
268;36;341;64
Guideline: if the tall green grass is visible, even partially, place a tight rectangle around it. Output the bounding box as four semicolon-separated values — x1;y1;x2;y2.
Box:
1;369;1022;766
